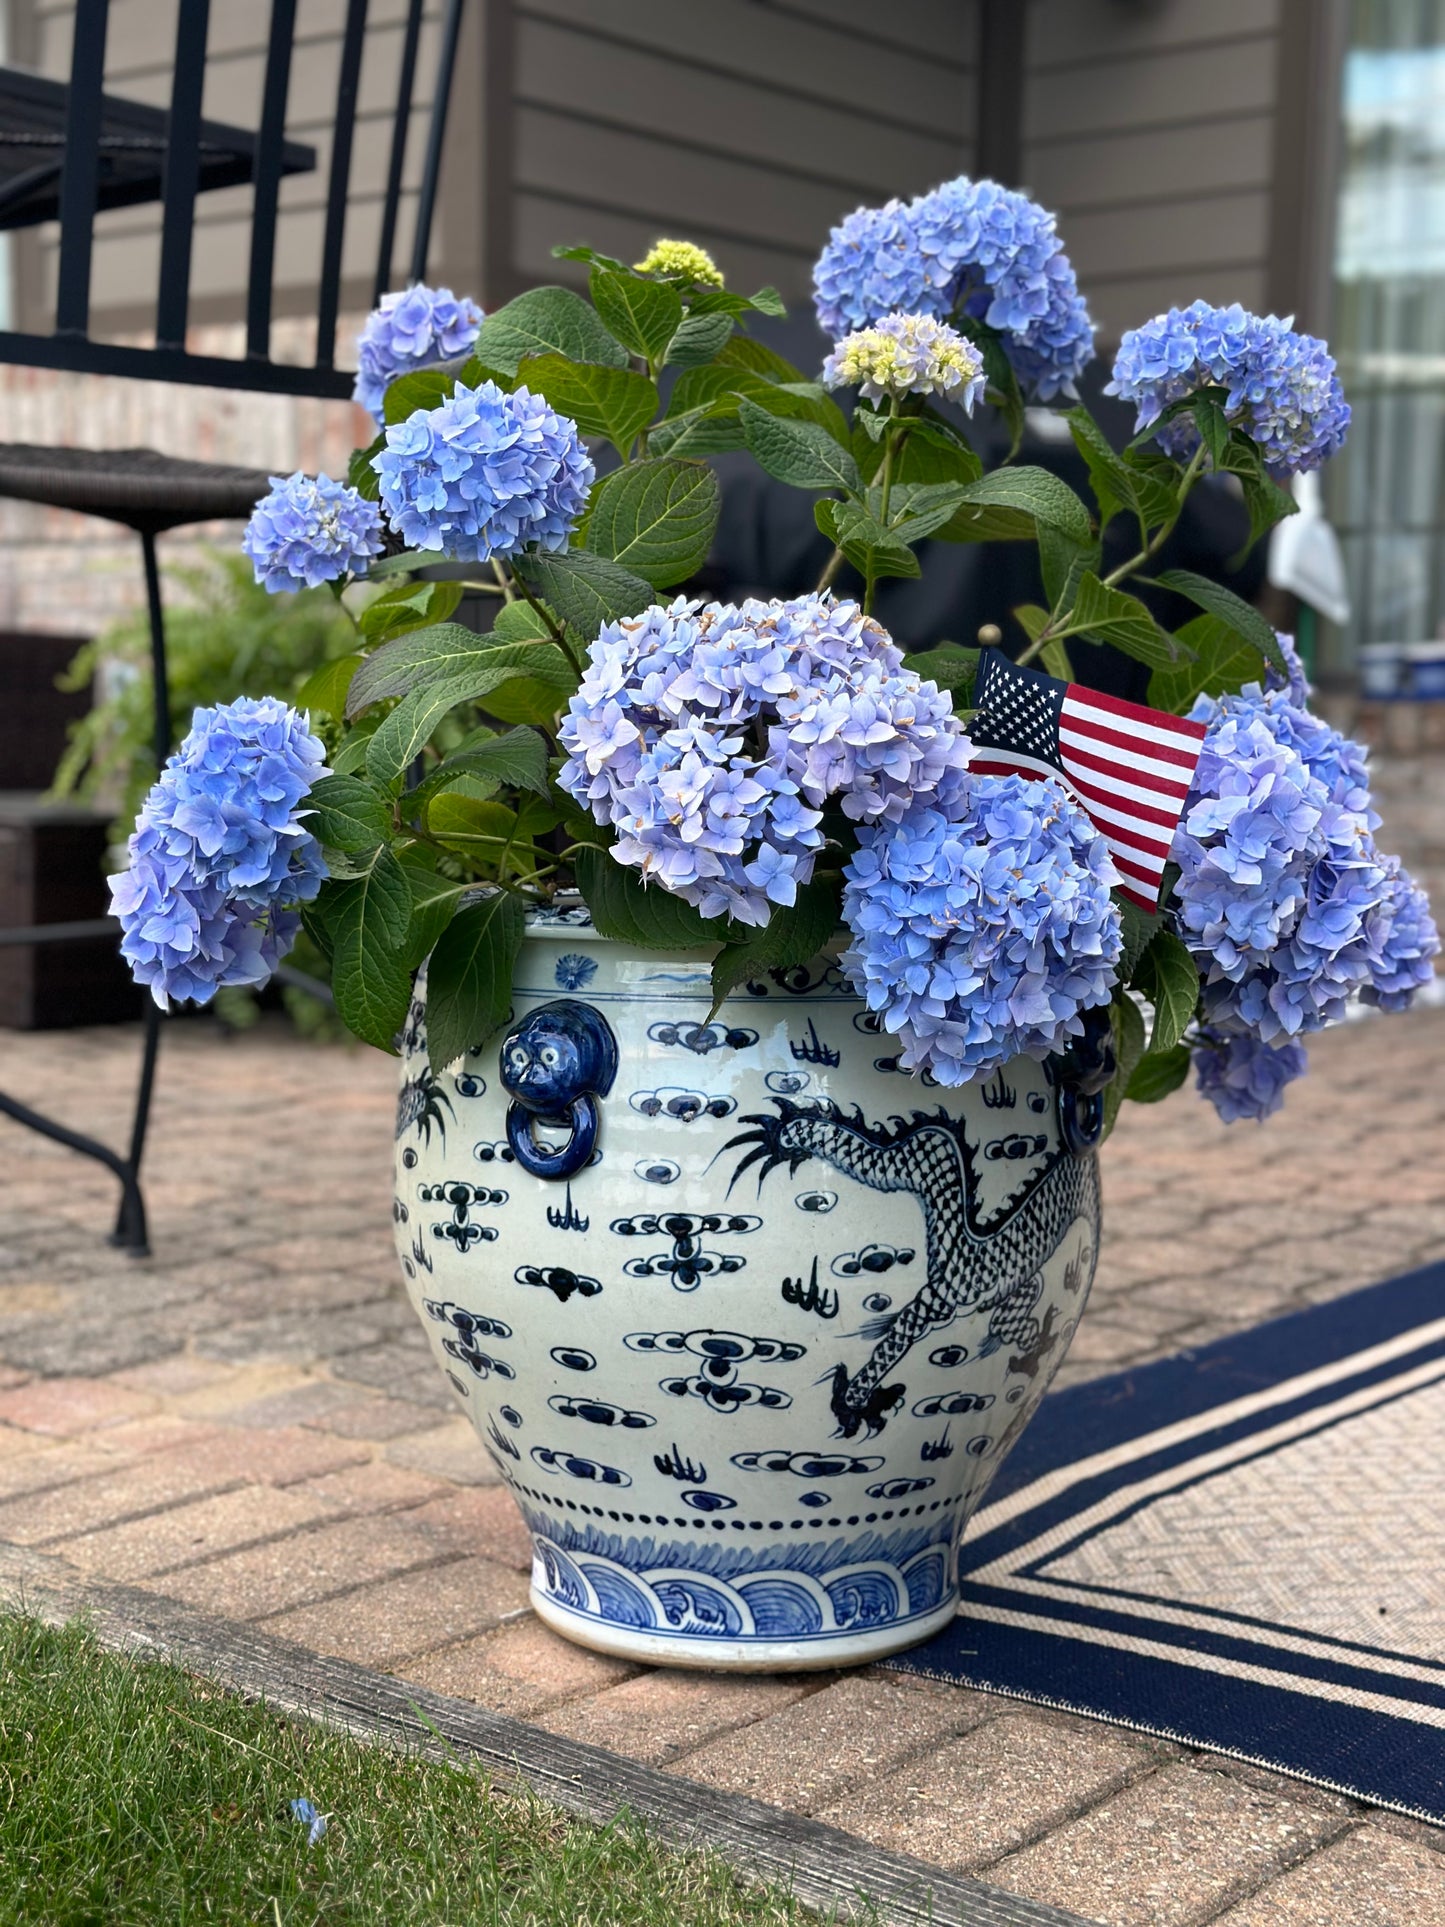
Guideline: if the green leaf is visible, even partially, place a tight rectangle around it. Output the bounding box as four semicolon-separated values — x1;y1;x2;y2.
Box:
347;623;558;715
1125;1044;1191;1104
903;642;980;701
1192;393;1231;470
588;269;682;364
956;315;1025;456
327;847;414;1051
513;353;658;457
365;658;569;789
574;846;730;949
382;367;458;425
477;668;579;727
1103;988;1147;1137
1069;572;1185;670
877;416;984;495
886;482;974;544
1147;613;1268;713
330;713;380;774
1234;460;1298;556
489;598;556;644
296;652;364;721
305;773;392;853
424;892;526;1073
404;727;550;812
554;242;628;272
1039;637;1074;681
815;499;920;581
709;881;840;1008
1117;892;1163;977
357;579;463;646
663;311;735;368
739;399;860;494
365;549;438;580
347;435;383;501
580;458;720;588
953;466;1093;545
714;335;805;382
1039;521;1099;612
512;550;655;641
1152;567;1288;681
472;286;628;377
1134;928;1200;1055
396;850;472;971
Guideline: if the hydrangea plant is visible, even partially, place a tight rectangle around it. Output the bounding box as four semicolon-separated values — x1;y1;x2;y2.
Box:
118;188;1437;1127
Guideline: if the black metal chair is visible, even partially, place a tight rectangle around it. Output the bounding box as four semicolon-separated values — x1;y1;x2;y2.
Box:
0;0;466;1254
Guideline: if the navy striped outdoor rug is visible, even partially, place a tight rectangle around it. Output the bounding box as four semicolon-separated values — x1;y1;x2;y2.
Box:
886;1261;1445;1823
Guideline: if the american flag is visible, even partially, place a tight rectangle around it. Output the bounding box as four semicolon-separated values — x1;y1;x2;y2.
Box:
967;649;1207;910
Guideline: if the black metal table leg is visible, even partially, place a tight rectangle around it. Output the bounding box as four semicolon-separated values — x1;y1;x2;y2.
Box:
0;523;170;1257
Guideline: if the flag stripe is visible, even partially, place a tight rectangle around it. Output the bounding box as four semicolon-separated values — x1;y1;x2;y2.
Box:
969;752;1169;907
1063;685;1208;745
1059;711;1202;776
1059;759;1191;826
1060;735;1197;799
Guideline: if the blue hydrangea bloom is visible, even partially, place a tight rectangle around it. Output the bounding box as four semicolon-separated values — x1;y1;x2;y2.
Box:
375;380;593;563
840;772;1122;1086
813;200;932;338
1192;1028;1308;1123
1265;630;1311;706
1172;682;1387;1044
1361;855;1440;1011
812;176;1095;401
558;594;972;928
242;472;383;594
109;697;328;1008
352;283;484;420
1106;302;1350;476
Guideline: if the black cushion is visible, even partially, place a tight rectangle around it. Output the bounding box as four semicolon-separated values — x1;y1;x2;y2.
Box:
0;443;272;532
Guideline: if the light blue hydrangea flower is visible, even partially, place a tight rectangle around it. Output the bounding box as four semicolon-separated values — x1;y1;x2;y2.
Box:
1172;682;1386;1045
110;697;328;1008
812;176;1095;401
840;772;1122;1086
1192;1028;1308;1123
352;283;484;420
1265;630;1311;706
1106;302;1349;475
1361;854;1440;1011
375;380;593;564
558;594;972;928
822;312;986;409
242;472;383;594
813;200;932;338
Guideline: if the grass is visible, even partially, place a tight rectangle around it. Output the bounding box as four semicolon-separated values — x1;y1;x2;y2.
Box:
0;1614;849;1927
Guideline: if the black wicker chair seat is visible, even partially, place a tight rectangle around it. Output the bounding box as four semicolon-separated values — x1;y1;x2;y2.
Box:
0;444;271;534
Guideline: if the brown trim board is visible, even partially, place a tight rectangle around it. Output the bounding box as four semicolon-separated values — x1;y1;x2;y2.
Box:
0;1541;1103;1927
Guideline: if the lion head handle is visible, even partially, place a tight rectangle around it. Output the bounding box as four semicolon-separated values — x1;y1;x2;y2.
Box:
499;999;619;1181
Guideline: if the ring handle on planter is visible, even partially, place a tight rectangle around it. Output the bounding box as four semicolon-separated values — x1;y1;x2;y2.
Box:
498;998;619;1182
506;1094;600;1180
1058;1086;1105;1155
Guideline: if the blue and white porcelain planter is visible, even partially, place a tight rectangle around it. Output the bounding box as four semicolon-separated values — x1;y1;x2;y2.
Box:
394;910;1100;1671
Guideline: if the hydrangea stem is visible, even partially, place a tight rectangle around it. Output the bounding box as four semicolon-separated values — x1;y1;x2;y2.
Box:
1016;441;1209;667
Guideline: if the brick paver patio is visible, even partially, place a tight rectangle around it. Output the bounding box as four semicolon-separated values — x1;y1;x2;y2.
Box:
2;988;1443;1925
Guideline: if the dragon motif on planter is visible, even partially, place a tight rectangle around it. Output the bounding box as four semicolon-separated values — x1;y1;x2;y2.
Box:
725;1096;1097;1439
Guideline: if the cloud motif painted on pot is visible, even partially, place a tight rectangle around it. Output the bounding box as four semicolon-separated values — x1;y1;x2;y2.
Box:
731;1449;884;1477
794;1190;837;1214
912;1390;996;1418
929;1343;970;1368
548;1394;655;1430
624;1330;805;1366
550;1346;596;1372
681;1489;736;1513
629;1086;736;1123
554;952;598;991
866;1476;934;1498
765;1070;810;1096
515;1264;601;1302
661;1374;792;1415
831;1243;916;1278
531;1446;631;1486
646;1019;758;1055
634;1157;681;1185
472;1139;516;1165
